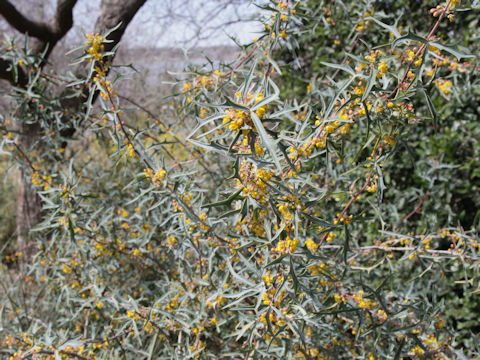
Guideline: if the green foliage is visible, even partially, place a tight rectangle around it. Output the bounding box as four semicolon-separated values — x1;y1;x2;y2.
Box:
1;0;479;359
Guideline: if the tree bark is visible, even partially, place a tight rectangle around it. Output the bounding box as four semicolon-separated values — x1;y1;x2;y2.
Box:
16;171;42;257
11;118;43;258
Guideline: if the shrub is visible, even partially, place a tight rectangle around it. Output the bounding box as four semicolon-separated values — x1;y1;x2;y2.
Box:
1;0;479;359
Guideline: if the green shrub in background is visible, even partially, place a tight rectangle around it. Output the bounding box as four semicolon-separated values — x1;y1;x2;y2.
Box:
0;0;479;359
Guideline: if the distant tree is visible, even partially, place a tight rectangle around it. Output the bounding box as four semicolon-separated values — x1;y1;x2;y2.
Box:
0;0;148;253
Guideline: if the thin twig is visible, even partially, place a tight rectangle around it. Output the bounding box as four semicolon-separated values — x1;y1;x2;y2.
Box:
224;45;258;78
401;192;430;223
387;1;452;100
320;244;480;261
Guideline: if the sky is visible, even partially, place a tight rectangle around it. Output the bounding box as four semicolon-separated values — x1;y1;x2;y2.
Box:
0;0;263;49
67;0;263;48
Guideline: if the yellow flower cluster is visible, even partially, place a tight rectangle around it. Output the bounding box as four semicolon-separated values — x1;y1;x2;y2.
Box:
259;302;292;342
85;33;104;62
272;236;298;254
356;9;374;31
295;135;326;158
431;0;460;18
253;93;267;118
325;232;336;242
434;78;453;95
364;49;382;63
172;192;193;212
166;235;177;248
261;288;287;309
334;213;353;225
233;137;265;156
366;182;377;193
223;93;267;131
278;0;288;10
31;171;52;191
305;238;319;252
144;168;153;179
182;69;225;101
132;248;141;256
2;131;14;140
377;61;388;78
237;160;274;203
117;208;129;218
290;109;355;164
85;33;119;104
152;168;166;186
198;212;210;231
265;1;292;39
410;345;424;355
308;262;332;288
352;290;376;310
223;109;253;131
276;194;300;229
165;292;184;312
428;45;472;73
124;143;134;157
236;210;267;237
262;271;274;286
384;135;397;146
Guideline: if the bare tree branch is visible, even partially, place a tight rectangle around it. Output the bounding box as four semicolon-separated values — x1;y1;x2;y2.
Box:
93;0;148;53
48;0;78;37
0;0;78;42
30;0;79;58
0;0;79;84
0;0;54;40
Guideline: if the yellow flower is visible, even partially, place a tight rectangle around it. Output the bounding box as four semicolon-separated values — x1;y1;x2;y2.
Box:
152;168;166;186
377;61;388;78
144;168;153;179
263;272;273;286
305;238;318;252
126;143;135;157
434;78;453;95
166;235;177;248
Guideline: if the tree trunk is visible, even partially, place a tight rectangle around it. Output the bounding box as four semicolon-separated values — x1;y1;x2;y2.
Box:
16;168;42;257
15;121;42;258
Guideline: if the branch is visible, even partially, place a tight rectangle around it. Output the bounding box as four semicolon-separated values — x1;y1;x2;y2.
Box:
48;0;78;37
320;244;480;261
0;0;79;85
93;0;148;54
19;349;89;360
0;0;78;42
0;0;54;40
401;192;430;223
31;0;79;58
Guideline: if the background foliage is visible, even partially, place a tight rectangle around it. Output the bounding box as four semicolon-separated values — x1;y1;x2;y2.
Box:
1;0;479;359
